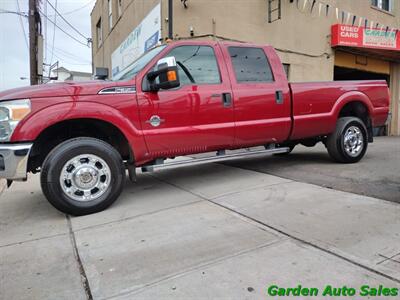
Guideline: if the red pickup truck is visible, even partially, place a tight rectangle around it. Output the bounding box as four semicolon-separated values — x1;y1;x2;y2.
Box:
0;41;390;215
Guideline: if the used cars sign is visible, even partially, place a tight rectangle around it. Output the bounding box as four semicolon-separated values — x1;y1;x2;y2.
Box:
331;24;400;51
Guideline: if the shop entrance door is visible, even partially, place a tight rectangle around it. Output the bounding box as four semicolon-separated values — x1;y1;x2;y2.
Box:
334;66;390;83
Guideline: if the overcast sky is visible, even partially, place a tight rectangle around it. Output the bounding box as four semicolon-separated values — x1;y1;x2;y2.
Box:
0;0;95;91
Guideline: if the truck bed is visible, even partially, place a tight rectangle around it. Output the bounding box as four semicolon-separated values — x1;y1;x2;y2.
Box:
289;80;390;140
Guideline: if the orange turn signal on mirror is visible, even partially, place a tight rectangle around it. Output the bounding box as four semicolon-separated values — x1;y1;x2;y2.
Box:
167;70;177;81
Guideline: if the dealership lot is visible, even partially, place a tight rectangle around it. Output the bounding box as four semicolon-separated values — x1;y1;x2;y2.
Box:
0;138;399;299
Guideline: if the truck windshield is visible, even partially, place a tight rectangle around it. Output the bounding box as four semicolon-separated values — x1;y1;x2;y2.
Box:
115;45;167;81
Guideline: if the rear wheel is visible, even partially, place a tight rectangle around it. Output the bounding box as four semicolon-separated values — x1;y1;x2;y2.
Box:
326;117;368;163
41;137;125;215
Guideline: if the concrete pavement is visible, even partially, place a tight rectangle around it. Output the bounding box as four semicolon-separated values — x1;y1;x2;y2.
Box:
1;151;400;299
224;136;400;203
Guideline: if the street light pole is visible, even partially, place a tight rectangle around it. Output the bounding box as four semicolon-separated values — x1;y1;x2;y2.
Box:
28;0;38;85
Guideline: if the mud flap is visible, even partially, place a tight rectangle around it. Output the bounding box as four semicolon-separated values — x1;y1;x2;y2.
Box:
127;164;136;182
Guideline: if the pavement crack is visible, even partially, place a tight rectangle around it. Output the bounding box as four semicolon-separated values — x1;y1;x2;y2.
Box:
66;215;93;300
103;239;285;300
208;180;293;200
0;232;68;249
377;253;400;265
73;199;204;233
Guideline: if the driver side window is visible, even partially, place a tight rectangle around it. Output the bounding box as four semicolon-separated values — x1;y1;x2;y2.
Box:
166;46;221;86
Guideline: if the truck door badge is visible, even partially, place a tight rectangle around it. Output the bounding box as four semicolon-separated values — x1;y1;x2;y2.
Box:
146;115;164;127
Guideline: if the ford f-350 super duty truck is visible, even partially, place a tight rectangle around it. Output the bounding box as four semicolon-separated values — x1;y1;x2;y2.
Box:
0;41;390;215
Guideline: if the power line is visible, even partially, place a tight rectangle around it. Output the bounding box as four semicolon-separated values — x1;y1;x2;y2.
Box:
53;46;91;63
45;0;89;41
0;9;28;17
49;0;57;67
39;8;89;47
52;47;91;64
47;0;95;16
14;1;29;49
51;52;91;66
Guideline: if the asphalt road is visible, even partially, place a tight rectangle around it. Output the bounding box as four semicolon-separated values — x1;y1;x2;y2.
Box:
223;136;400;203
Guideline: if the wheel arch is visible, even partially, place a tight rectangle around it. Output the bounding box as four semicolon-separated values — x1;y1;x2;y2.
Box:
28;118;135;173
333;92;374;142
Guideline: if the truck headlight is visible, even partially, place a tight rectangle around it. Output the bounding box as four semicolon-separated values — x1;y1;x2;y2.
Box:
0;99;31;142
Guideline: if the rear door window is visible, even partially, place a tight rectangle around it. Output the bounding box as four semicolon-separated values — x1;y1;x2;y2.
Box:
228;47;274;83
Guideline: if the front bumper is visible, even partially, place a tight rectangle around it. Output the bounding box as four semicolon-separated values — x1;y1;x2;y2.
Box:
0;143;33;180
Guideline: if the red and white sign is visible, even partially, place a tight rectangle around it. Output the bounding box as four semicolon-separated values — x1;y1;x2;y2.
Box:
331;24;400;51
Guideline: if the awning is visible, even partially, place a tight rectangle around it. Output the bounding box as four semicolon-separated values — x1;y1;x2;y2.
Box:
331;24;400;62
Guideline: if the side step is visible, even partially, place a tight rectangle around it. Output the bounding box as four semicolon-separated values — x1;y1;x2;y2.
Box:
141;147;290;173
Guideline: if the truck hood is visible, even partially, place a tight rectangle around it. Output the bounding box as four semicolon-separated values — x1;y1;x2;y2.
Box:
0;80;135;101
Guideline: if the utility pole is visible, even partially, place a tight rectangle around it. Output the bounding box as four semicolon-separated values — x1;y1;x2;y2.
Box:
168;0;173;40
28;0;39;85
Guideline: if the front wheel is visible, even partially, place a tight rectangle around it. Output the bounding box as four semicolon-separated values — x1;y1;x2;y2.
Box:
326;117;368;163
41;138;125;215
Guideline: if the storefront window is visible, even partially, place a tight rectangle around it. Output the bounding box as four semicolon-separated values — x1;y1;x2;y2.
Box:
283;64;290;80
118;0;122;18
108;0;113;30
96;18;102;48
371;0;393;12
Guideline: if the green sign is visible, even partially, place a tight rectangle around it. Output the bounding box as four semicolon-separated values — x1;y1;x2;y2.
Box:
267;285;399;297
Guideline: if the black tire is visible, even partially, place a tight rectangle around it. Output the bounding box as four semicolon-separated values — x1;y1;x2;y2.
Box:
326;117;368;163
41;137;125;215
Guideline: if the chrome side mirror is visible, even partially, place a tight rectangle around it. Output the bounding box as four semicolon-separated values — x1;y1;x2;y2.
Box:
156;57;177;69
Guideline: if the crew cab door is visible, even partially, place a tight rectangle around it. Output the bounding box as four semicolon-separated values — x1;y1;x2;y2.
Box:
221;45;291;146
136;43;234;157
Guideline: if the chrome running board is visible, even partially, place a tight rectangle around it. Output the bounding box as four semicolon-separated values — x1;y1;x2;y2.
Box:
141;147;290;173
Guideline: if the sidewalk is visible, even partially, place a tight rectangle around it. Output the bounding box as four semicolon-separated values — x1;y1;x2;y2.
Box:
1;162;399;299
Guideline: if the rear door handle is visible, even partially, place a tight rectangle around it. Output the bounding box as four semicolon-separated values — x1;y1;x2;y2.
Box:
222;92;232;107
275;90;284;104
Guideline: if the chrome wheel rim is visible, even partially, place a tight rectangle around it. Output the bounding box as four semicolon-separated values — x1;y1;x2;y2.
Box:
59;154;111;202
343;126;364;157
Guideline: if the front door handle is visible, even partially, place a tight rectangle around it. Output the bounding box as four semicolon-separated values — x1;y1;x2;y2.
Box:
222;92;232;107
275;90;284;104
